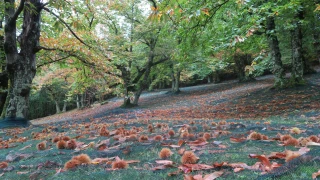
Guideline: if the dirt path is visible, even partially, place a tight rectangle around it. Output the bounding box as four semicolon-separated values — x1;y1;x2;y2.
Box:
31;70;320;125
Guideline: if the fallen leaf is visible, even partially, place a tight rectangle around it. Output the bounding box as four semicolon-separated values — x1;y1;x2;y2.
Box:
19;144;32;151
17;171;29;174
307;142;320;146
249;154;271;167
312;170;320;179
179;164;215;173
184;174;194;180
178;140;185;146
187;141;208;146
213;162;227;168
91;157;115;164
152;164;174;171
194;174;203;180
178;148;186;155
234;167;244;172
155;160;173;165
203;171;224;180
125;160;140;164
267;152;286;159
230;137;246;143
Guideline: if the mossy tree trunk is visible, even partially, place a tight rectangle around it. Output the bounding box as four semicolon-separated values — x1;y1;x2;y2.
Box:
4;0;43;118
290;8;305;85
266;15;286;88
170;64;181;93
0;35;8;117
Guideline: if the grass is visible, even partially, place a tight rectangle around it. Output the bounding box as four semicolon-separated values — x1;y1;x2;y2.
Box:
0;117;320;180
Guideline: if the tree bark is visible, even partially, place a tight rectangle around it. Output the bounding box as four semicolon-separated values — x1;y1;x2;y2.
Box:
0;35;8;117
173;70;181;93
4;0;42;118
290;9;305;85
62;101;67;112
132;38;156;105
55;101;61;114
132;54;153;105
266;15;286;88
76;94;81;109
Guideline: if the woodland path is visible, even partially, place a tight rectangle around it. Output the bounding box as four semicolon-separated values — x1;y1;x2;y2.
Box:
31;69;320;125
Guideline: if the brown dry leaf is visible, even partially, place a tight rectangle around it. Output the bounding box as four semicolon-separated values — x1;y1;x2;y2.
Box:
249;154;271;167
298;147;310;154
119;137;126;143
218;144;227;149
17;171;29;174
312;170;320;179
187;141;208;146
307;142;320;146
178;140;185;146
179;164;215;173
234;167;244;172
213;162;227;168
155;160;173;165
228;163;251;169
184;174;194;180
87;136;97;140
91;157;115;164
203;171;224;180
125;160;140;164
95;139;110;151
168;169;182;176
152;164;175;171
19;144;32;151
178;148;186;155
169;145;181;148
267;152;286;159
193;174;203;180
230;137;246;143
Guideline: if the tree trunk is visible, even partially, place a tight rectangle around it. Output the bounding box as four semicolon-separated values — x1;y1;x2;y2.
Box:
0;35;8;117
76;94;81;109
290;9;305;85
4;0;42;118
234;53;254;82
55;101;61;114
266;15;286;88
173;70;181;93
121;66;132;107
213;70;221;83
170;64;176;91
62;101;67;112
132;48;154;105
81;93;85;108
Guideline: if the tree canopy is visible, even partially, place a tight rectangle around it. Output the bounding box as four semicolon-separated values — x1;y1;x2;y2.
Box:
0;0;319;119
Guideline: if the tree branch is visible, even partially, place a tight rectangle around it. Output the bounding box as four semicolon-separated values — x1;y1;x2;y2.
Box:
37;55;71;68
9;0;25;25
43;7;92;49
34;46;57;53
132;56;169;84
148;0;157;9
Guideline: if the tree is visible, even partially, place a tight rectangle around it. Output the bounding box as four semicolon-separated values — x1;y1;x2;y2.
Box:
3;0;44;118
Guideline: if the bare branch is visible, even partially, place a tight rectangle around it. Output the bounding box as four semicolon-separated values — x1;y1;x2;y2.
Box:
43;7;92;49
34;46;57;53
37;55;70;68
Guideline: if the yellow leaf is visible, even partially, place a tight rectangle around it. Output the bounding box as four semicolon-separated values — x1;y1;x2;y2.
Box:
151;6;158;11
315;4;320;11
201;8;210;16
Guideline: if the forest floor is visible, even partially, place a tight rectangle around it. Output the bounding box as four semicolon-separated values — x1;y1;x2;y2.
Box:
0;71;320;180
